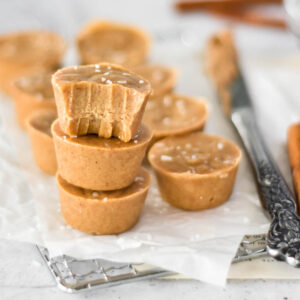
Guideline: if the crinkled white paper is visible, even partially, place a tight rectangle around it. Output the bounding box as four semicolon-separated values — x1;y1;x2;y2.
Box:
0;25;299;286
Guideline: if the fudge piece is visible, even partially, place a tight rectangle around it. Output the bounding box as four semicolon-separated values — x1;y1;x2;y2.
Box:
57;167;151;235
133;64;177;97
11;70;56;128
52;63;151;142
52;120;152;190
0;31;66;94
76;21;150;66
26;108;58;175
148;132;241;210
143;93;208;143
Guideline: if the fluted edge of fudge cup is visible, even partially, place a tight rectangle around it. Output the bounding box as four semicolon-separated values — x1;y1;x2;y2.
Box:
0;30;66;94
133;64;178;98
57;167;152;235
52;63;152;142
148;132;241;211
76;20;151;67
26;108;58;175
52;119;153;190
143;94;209;145
11;70;56;128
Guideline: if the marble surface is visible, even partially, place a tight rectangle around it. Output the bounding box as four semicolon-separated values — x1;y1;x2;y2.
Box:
0;0;300;298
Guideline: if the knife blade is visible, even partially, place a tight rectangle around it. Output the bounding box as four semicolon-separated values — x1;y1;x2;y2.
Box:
206;30;300;266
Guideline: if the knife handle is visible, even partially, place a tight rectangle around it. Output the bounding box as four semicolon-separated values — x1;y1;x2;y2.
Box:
231;108;300;267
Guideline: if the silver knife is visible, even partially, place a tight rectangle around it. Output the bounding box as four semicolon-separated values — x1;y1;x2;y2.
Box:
229;71;300;266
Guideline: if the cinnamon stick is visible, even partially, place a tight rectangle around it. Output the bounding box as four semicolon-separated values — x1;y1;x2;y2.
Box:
288;123;300;212
209;7;286;29
175;0;286;29
175;0;283;11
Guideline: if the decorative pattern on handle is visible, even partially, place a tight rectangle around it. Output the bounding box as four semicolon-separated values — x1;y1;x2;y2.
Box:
233;234;267;263
231;103;300;267
257;161;300;266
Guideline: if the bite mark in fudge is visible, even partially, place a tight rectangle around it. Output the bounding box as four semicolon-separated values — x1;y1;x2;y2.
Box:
52;63;151;142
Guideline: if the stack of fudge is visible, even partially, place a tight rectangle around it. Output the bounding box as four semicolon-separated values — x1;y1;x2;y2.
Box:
51;63;153;235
